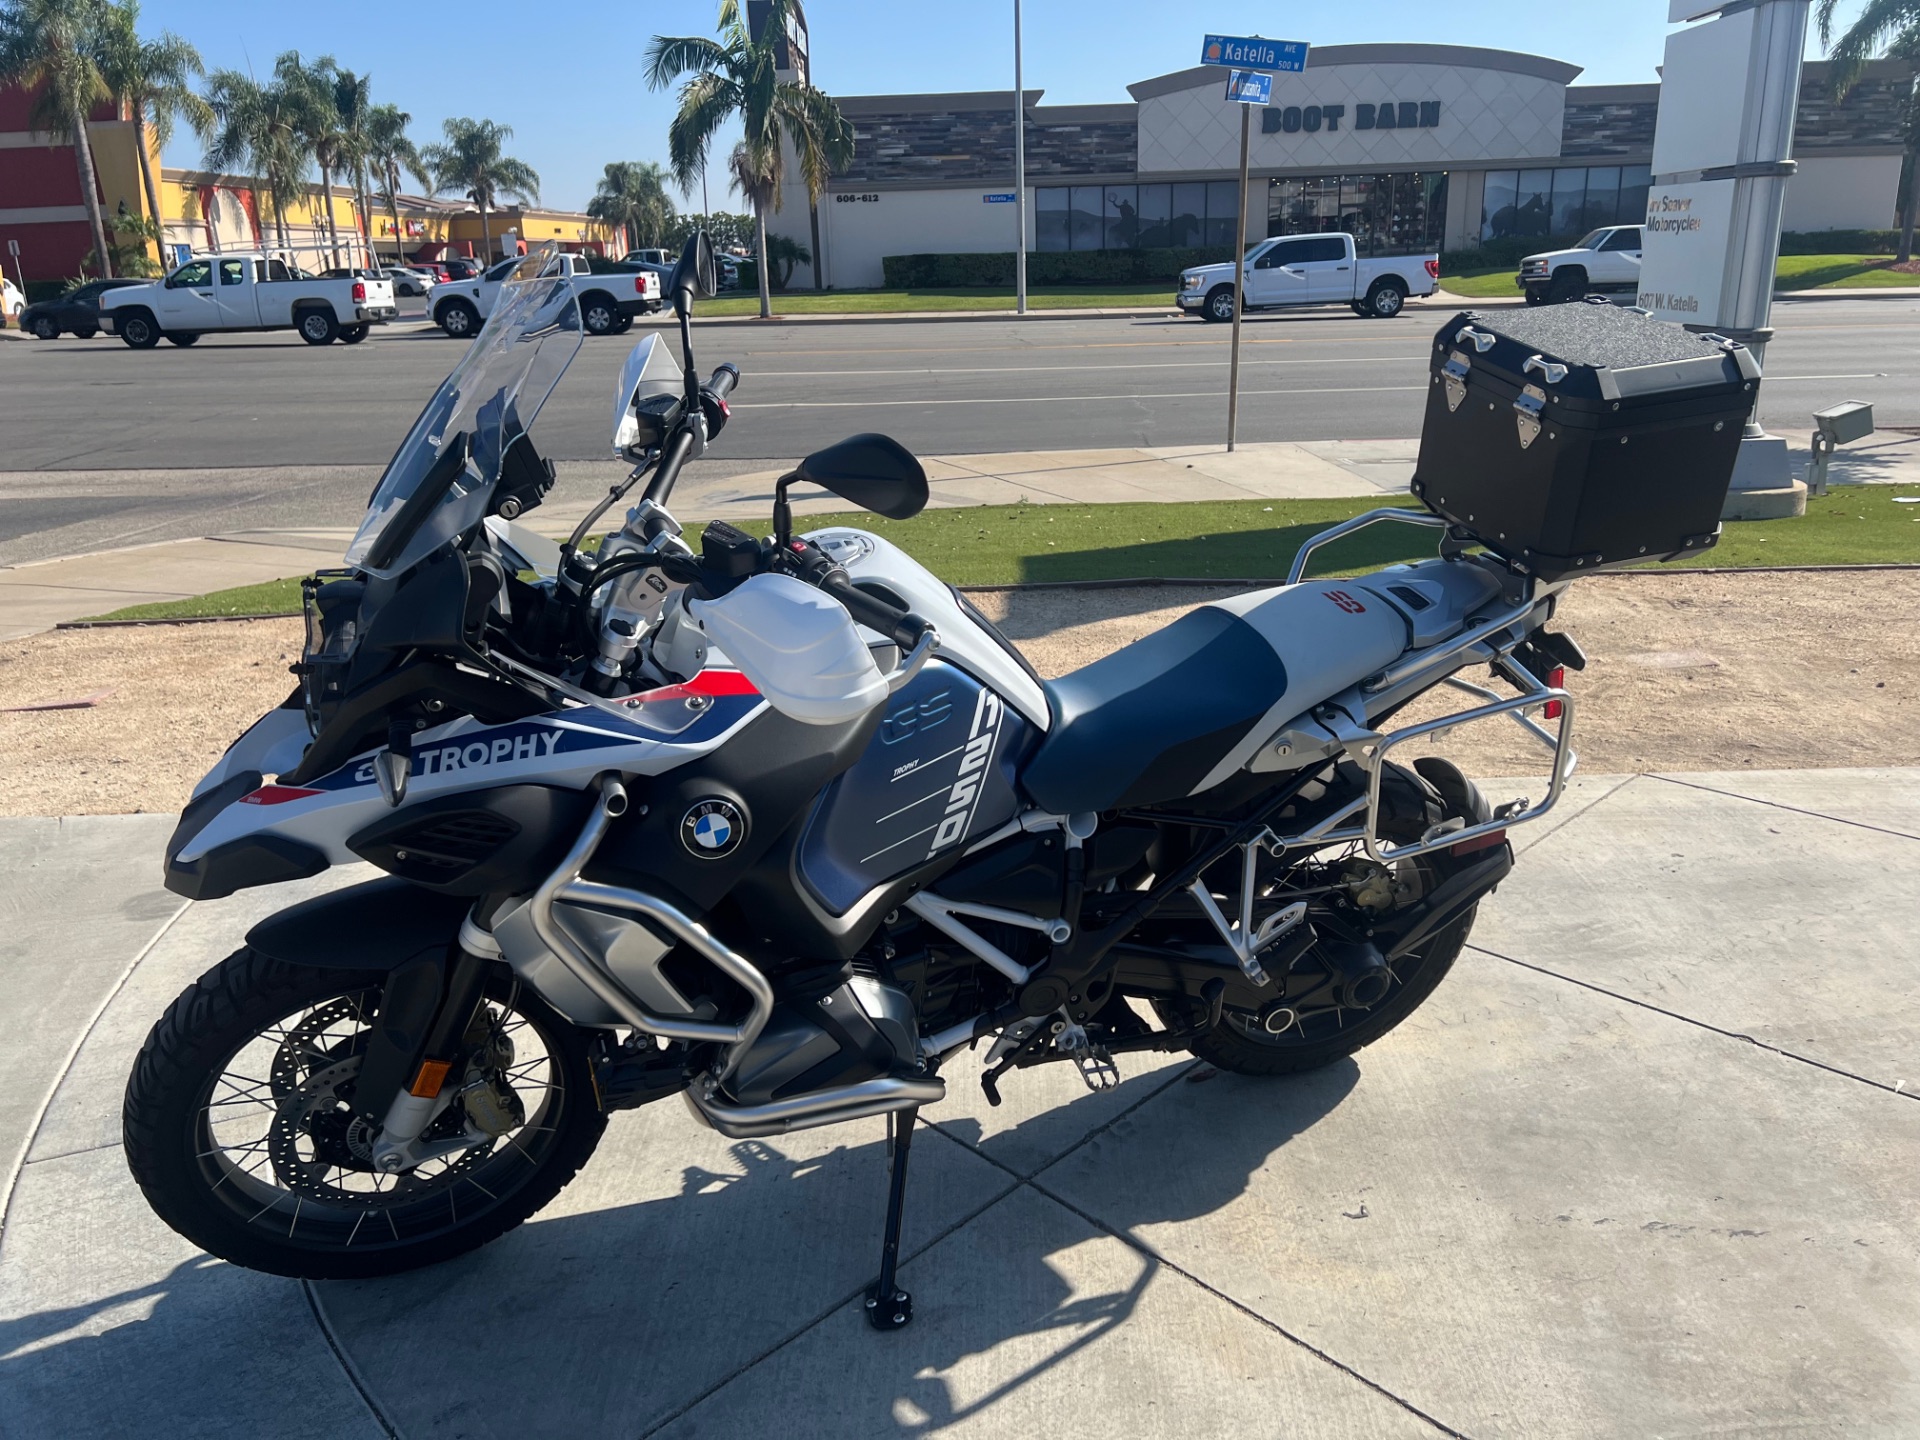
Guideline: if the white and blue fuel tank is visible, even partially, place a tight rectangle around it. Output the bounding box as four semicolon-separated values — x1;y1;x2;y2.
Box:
789;528;1049;918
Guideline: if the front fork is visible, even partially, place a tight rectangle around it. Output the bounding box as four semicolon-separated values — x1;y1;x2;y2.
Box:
353;945;496;1172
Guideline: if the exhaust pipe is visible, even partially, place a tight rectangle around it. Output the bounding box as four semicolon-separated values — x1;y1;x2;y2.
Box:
683;1074;945;1139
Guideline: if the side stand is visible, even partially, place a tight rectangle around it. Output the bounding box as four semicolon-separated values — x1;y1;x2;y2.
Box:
864;1106;918;1331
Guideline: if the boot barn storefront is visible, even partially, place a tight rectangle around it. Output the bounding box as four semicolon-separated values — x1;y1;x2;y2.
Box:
770;43;1914;290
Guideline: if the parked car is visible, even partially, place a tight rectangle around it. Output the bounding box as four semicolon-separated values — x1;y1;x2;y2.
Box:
324;265;429;297
98;253;397;347
1518;225;1643;305
383;266;432;297
428;253;661;338
621;248;673;266
441;257;485;281
1178;233;1439;321
17;277;145;339
3;276;26;327
406;260;453;284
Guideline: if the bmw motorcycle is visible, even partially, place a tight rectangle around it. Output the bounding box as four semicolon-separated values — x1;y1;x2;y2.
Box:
124;235;1596;1330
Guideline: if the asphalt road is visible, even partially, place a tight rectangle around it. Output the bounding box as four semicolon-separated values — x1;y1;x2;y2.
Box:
3;294;1915;564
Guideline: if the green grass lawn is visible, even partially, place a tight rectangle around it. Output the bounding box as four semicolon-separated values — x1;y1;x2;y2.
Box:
695;284;1179;316
1440;254;1920;300
82;488;1920;623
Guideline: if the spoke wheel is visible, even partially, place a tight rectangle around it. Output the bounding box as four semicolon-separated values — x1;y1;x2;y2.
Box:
125;947;605;1279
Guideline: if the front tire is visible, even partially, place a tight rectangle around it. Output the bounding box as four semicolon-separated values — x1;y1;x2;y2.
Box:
118;310;161;349
123;946;606;1280
437;299;479;338
1203;285;1237;323
31;316;59;340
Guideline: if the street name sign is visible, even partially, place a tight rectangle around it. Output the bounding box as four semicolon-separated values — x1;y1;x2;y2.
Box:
1224;70;1273;105
1200;35;1307;71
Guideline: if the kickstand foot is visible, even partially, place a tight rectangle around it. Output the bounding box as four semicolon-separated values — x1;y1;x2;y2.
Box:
863;1105;918;1332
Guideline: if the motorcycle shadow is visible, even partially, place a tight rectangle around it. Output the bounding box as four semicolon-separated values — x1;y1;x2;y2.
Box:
316;1057;1362;1435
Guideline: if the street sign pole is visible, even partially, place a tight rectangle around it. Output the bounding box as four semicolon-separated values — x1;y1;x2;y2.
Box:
1227;101;1250;451
1014;0;1027;315
1202;37;1305;453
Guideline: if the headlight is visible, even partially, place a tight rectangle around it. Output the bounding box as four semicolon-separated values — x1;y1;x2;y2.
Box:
1182;274;1202;291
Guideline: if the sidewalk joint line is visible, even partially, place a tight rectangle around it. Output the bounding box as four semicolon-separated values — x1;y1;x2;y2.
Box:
302;1280;404;1440
1644;773;1920;842
1020;1172;1472;1438
0;894;189;1251
1468;943;1917;1101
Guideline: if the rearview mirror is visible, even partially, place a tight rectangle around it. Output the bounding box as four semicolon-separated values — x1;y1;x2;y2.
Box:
789;434;929;520
667;231;719;317
610;333;684;456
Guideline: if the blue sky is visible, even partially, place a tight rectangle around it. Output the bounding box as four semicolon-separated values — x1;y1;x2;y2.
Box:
147;1;1851;213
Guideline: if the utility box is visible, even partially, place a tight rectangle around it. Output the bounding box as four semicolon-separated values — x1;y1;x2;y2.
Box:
1808;400;1874;495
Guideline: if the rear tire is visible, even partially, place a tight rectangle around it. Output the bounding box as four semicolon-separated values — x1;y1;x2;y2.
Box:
579;293;619;336
1181;759;1492;1077
1363;280;1406;318
123;946;607;1280
118;310;161;349
297;309;338;345
164;332;200;347
339;323;369;344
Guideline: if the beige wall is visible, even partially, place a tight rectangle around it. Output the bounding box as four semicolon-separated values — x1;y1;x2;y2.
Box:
770;183;1035;289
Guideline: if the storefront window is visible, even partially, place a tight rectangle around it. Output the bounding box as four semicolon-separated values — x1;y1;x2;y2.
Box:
1480;165;1656;242
1035;188;1068;252
1265;172;1447;255
1033;182;1236;251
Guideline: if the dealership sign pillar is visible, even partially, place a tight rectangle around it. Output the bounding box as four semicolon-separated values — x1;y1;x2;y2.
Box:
1201;35;1307;452
1636;0;1810;497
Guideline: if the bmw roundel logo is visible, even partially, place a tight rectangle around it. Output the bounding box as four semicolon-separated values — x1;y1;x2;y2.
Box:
680;798;746;859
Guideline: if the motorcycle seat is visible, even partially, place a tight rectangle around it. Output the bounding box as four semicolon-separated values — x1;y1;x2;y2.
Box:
1019;586;1408;815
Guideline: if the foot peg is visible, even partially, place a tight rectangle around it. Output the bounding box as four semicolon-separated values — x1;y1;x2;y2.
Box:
1056;1022;1119;1092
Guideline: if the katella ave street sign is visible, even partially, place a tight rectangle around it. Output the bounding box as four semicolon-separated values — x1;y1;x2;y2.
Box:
1200;35;1307;71
1224;70;1273;105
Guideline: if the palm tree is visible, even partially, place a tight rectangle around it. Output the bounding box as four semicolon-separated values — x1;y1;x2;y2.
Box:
0;0;115;276
1817;0;1920;262
646;0;852;318
422;117;539;262
92;1;210;272
588;160;676;253
203;68;313;253
275;52;352;267
365;103;429;265
327;66;373;267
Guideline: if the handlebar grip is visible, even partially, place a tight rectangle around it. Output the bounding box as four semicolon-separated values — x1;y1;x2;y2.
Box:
818;571;932;651
706;363;739;401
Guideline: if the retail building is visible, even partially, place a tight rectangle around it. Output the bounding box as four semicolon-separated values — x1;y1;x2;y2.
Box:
768;43;1914;289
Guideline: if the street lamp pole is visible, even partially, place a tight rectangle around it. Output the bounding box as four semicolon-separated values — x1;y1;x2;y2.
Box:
1014;0;1028;315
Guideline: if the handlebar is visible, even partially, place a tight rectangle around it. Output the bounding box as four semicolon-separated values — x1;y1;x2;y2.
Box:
816;568;935;653
706;363;739;402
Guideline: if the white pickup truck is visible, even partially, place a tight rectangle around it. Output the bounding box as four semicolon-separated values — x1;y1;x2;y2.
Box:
428;254;662;339
99;253;397;348
1518;225;1643;305
1178;233;1440;321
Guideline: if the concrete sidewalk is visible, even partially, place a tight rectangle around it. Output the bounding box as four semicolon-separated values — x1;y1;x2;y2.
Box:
1;767;1915;1437
0;440;1417;638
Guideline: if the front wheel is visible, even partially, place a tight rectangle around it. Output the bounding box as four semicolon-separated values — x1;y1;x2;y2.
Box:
123;947;606;1280
117;310;161;348
31;316;59;340
437;299;479;338
1203;285;1237;323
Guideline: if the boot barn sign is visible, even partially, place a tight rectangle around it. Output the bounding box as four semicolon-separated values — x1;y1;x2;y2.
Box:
1262;100;1441;135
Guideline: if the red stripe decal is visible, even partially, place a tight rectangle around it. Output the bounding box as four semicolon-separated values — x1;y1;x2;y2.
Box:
684;669;760;697
240;785;324;805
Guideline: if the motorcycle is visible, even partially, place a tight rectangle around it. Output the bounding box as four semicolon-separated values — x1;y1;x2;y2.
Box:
123;234;1741;1330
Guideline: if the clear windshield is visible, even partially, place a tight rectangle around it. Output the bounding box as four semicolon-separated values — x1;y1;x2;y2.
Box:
345;249;583;578
1574;229;1608;250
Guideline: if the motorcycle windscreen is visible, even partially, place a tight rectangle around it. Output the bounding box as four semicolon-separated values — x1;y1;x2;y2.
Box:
345;250;582;580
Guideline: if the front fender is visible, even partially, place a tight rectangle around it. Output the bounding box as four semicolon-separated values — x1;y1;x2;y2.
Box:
246;876;471;972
